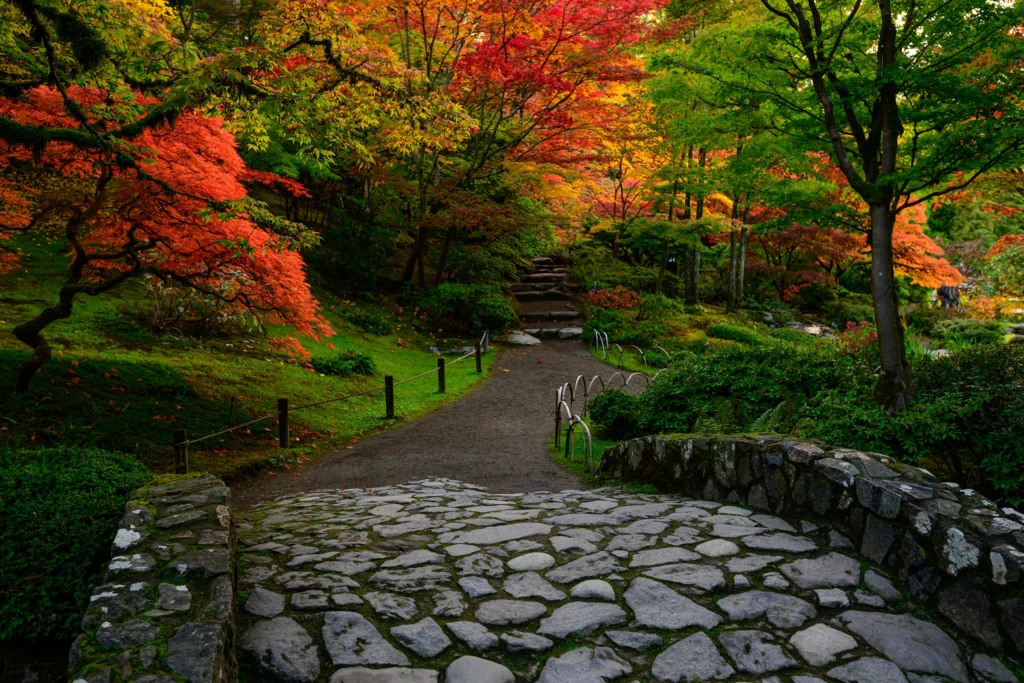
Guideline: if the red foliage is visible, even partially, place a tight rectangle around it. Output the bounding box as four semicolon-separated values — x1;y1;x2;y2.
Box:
585;286;643;309
0;86;332;340
987;234;1024;259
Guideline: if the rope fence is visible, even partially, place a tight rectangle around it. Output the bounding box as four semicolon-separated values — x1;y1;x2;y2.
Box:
172;331;490;473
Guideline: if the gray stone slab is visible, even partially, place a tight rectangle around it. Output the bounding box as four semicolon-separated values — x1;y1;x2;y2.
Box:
452;523;553;545
624;578;721;630
779;552;861;588
446;621;498;651
717;591;816;629
838;610;968;683
642;563;726;591
474;599;547;626
545;552;622;584
827;657;909;683
390;618;451;658
241;617;320;683
322;612;410;667
537;601;627;638
651;632;735;682
719;629;797;675
444;656;514;683
536;646;632;683
503;571;566;601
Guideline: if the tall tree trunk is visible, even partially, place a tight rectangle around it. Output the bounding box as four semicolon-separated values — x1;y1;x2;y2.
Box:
682;145;693;220
738;223;747;302
727;228;738;312
656;238;669;294
401;224;428;284
433;227;455;287
695;148;707;220
869;203;911;412
684;246;700;305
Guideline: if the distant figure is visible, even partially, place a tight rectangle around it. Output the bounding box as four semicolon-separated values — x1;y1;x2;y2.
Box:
937;284;960;309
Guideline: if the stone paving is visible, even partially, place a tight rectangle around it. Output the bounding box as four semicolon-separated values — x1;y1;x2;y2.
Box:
235;479;1019;683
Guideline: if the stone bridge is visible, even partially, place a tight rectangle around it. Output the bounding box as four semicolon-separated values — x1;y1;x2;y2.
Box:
67;436;1024;683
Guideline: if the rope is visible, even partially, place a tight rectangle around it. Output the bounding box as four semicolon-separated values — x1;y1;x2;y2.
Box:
182;347;481;446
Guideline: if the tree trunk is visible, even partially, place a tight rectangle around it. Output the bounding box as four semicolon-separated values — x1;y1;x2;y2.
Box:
726;228;738;312
684;246;700;305
738;224;747;302
869;203;912;412
433;227;455;287
656;237;669;294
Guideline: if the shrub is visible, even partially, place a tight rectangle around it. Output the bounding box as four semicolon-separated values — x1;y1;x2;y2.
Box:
793;281;838;311
904;304;962;336
634;344;865;435
584;307;668;347
0;447;152;640
347;309;395;336
823;296;875;327
418;283;518;333
767;327;818;346
933;318;1005;346
588;388;642;439
310;349;377;377
584;286;643;309
804;345;1024;505
706;322;767;346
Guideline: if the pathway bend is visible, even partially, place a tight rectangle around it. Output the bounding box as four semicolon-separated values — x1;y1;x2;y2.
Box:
232;339;627;508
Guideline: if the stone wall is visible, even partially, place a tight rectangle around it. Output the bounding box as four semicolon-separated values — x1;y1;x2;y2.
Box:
601;434;1024;655
68;474;235;683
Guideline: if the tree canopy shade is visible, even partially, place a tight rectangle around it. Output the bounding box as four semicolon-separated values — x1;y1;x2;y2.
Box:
652;0;1024;410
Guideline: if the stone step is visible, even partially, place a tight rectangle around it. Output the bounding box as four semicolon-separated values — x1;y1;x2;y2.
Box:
532;256;554;265
510;282;559;292
514;290;571;302
523;273;565;283
525;318;585;329
533;266;568;275
522;310;580;322
525;326;584;339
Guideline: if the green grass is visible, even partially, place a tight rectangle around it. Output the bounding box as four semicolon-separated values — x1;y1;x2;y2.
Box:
0;237;495;479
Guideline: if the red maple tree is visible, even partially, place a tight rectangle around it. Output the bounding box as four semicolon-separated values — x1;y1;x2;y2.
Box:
0;86;332;392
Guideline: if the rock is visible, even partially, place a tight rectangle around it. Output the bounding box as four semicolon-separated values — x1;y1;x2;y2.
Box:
815;588;850;608
365;592;418;620
444;656;514;683
322;611;410;667
827;657;909;683
695;539;740;557
557;327;583;340
937;576;1003;649
742;533;818;553
458;576;495;598
446;621;498;651
444;544;480;557
292;590;330;611
244;586;286;617
503;571;566;601
642;563;726;591
166;624;223;683
328;668;438;683
651;632;735;682
551;536;599;555
854;589;885;607
382;550;445;568
606;630;663;651
788;623;857;666
507;552;555;571
569;579;615;601
725;554;783;573
763;572;790;590
94;619;160;648
537;601;627;638
241;617;320;683
156;583;192;612
500;630;553;653
717;591;816;629
864;570;902;602
779;552;861;589
369;566;451;593
624;578;721;630
838;610;968;683
453;523;552;545
507;331;541;345
545;552;622;584
391;618;451;658
432;590;467;617
718;630;797;675
455;553;504;577
629;547;701;567
998;598;1024;651
536;647;632;683
474;599;547;626
861;515;898;564
971;654;1018;683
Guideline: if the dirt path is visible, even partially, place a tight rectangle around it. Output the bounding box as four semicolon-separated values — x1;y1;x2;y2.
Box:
232;339;625;508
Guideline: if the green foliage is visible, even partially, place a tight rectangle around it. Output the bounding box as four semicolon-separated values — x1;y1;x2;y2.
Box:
792;281;838;311
417;283;518;333
693;397;797;434
767;327;818;346
584;307;668;347
588;389;642;439
309;350;377;377
705;322;766;346
933;319;1005;346
804;346;1024;504
904;305;963;336
0;447;152;640
630;345;862;436
347;309;396;336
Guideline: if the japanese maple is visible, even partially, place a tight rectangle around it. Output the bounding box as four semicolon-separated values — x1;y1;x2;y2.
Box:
0;86;332;392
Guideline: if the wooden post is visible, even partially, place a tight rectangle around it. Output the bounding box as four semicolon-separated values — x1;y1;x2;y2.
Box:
385;376;395;419
227;396;235;428
173;429;188;474
437;357;446;393
475;343;483;373
278;398;289;448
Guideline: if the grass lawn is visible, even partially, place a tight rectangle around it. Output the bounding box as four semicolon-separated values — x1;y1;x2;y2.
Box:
0;237;495;479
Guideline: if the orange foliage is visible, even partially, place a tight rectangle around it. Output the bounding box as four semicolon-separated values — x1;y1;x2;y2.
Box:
986;234;1024;259
0;86;332;340
891;204;964;287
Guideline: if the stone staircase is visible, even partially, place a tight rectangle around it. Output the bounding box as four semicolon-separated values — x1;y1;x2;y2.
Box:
513;256;584;341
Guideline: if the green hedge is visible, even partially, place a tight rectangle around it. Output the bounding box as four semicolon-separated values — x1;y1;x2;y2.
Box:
0;447;152;640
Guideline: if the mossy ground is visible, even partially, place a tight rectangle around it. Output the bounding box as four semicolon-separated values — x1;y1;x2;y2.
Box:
0;237;494;479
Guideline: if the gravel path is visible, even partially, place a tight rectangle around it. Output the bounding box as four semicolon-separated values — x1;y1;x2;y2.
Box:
232;339;623;509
